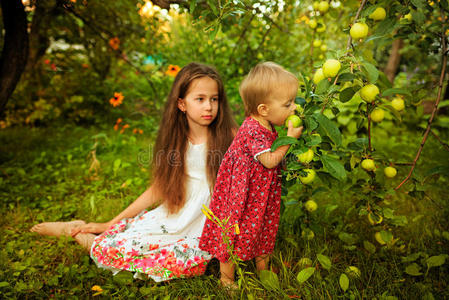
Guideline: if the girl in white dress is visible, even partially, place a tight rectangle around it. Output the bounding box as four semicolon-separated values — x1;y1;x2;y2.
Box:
31;62;237;282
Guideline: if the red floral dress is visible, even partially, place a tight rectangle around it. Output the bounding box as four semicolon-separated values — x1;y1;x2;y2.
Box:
199;117;282;262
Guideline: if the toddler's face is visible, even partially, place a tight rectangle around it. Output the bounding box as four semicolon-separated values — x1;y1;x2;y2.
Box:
265;90;296;126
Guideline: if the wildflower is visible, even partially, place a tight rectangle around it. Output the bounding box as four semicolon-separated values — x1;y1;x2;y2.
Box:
91;285;103;296
114;124;119;131
120;124;129;134
50;63;57;71
109;37;120;50
116;118;122;124
44;59;50;65
165;65;180;77
81;63;89;68
109;92;124;107
139;129;143;134
234;223;240;235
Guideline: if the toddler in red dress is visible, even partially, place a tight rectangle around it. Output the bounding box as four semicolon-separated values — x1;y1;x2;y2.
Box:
199;62;303;286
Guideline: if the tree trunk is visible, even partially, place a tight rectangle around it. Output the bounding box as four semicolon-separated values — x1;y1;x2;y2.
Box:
384;39;403;83
0;0;29;115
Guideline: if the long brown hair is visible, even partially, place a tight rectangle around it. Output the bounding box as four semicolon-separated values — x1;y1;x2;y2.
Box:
151;62;237;214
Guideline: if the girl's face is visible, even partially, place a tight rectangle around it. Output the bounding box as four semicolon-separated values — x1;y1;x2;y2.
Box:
178;76;219;128
265;90;296;126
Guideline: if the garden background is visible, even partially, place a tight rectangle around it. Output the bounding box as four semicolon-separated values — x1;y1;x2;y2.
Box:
0;0;448;298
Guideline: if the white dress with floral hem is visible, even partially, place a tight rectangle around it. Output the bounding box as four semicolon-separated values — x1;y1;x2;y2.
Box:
90;142;212;282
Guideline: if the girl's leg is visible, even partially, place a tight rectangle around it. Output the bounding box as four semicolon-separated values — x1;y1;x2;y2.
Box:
30;220;86;237
255;254;269;271
74;233;96;251
31;220;96;251
219;261;236;286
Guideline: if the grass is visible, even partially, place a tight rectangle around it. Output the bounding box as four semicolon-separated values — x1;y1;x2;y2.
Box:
0;124;448;299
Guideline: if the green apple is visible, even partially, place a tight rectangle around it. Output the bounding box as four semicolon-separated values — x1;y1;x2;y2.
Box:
313;39;322;47
299;169;316;184
316;23;326;33
318;1;329;13
297;148;314;164
320;44;327;52
370;108;385;122
361;158;375;171
350;22;369;39
322;59;341;78
401;13;412;22
391;97;405;111
369;7;386;21
295;104;304;113
384;166;397;178
360;84;380;103
285;115;302;128
374;232;386;245
367;212;383;225
304;199;318;212
313;68;325;84
313;1;320;10
309;19;317;29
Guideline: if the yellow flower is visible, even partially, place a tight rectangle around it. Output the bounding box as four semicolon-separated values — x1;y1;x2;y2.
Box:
91;285;103;296
165;65;180;77
234;223;240;235
109;92;124;107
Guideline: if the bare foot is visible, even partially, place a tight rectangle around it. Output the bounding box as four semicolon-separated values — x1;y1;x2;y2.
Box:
220;278;238;291
30;220;86;237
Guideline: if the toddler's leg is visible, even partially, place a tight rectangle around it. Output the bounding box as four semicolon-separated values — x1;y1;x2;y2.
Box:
255;254;269;271
219;261;236;286
30;220;86;237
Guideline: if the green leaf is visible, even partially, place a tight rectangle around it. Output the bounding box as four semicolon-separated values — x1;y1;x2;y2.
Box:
405;263;423;276
362;62;379;83
314;113;342;146
271;136;299;151
411;0;426;8
321;155;347;180
338;232;357;245
0;281;10;288
363;241;376;254
401;252;421;263
426;255;447;268
296;267;315;284
375;17;397;36
305;115;318;131
316;78;331;94
338;73;356;82
340;87;356;103
259;270;280;290
113;158;121;175
339;273;349;292
317;254;332;270
382;88;411;97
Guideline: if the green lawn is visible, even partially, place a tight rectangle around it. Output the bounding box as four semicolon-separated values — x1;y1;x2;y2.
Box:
0;125;448;299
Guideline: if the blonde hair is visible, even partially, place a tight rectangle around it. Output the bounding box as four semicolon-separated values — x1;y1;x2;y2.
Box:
239;62;299;116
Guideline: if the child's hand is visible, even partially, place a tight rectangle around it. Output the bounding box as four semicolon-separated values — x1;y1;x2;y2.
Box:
286;120;303;139
71;222;112;237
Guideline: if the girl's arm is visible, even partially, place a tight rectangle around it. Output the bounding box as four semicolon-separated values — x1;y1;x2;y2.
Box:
258;122;303;169
71;186;159;236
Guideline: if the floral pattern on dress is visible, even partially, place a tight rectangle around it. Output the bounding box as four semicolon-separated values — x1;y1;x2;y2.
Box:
91;217;210;280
